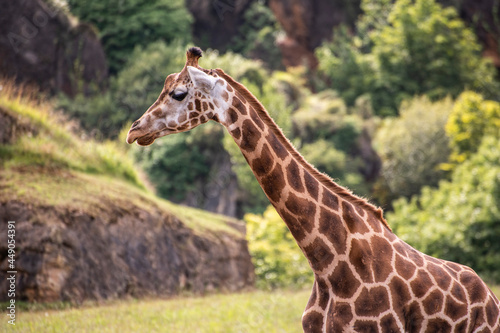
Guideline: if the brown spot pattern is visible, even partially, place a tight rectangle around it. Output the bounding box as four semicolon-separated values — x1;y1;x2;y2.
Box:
410;270;433;298
349;238;374;283
486;296;499;326
303;171;319;200
250;107;265;130
323;190;339;211
329;261;361;299
380;313;400;332
232;96;245;114
279;210;307;242
227;108;238;124
342;201;370;234
427;263;451;291
285;193;316;233
371;236;393;282
302;311;324;332
395;255;417;280
318;208;347;255
286;160;304;192
231;127;241;140
266;132;288;160
354;320;378;332
422;289;444;315
240;119;261;152
425;319;451;333
261;163;286;203
389;276;412;324
302;237;335;272
317;278;330;310
251;144;274;177
354;286;390;317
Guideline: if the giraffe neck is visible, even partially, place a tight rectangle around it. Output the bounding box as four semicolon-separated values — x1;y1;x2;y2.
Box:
215;70;391;275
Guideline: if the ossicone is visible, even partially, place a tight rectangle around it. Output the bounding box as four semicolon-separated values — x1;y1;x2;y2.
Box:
186;47;203;67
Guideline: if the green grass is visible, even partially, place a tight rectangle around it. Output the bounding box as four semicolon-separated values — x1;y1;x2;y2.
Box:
5;287;500;333
5;290;311;333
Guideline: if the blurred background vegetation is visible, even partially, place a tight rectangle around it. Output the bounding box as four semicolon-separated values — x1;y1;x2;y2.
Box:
3;0;500;291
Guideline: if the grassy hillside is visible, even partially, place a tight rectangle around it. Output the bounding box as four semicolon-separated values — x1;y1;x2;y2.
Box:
0;82;241;237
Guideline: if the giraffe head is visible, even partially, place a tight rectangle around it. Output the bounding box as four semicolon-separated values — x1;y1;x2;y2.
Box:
126;47;228;146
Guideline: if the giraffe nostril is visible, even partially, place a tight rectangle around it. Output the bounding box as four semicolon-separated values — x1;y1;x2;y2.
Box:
131;119;141;130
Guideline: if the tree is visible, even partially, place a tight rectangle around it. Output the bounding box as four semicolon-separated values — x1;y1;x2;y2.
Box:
246;206;314;289
67;0;192;73
316;0;497;116
445;91;500;165
388;136;500;282
371;0;497;113
375;96;453;199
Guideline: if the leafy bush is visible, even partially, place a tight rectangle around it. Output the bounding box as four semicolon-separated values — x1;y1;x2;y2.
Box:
388;136;500;282
375;96;453;199
132;123;223;202
300;140;369;196
67;0;192;73
316;0;497;116
246;206;314;289
445;91;500;165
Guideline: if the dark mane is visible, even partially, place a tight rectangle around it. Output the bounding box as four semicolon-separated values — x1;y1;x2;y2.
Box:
214;68;391;230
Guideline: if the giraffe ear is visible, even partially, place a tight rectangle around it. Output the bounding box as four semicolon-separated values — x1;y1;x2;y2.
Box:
187;66;217;93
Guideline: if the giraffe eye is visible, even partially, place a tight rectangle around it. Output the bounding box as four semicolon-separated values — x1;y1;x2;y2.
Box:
172;91;188;101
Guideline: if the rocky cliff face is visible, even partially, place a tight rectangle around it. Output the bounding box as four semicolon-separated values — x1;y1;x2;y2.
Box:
269;0;500;68
269;0;361;68
0;0;107;96
0;199;254;303
186;0;253;51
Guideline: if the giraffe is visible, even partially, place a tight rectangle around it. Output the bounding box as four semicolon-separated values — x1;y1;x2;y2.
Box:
127;47;500;332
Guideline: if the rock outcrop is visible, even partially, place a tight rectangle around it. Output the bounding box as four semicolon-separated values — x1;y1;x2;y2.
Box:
0;0;108;96
186;0;254;51
269;0;361;68
0;200;254;303
269;0;500;68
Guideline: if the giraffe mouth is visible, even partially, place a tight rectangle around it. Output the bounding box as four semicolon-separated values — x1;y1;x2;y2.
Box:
127;128;171;146
136;135;156;146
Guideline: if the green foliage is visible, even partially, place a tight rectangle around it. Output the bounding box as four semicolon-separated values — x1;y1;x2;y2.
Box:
375;96;453;199
132;123;223;202
291;91;369;195
246;206;314;289
388;136;500;282
229;0;283;70
371;0;497;112
317;0;497;116
445;91;500;165
57;41;187;138
67;0;192;73
300;140;369;195
316;27;375;107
